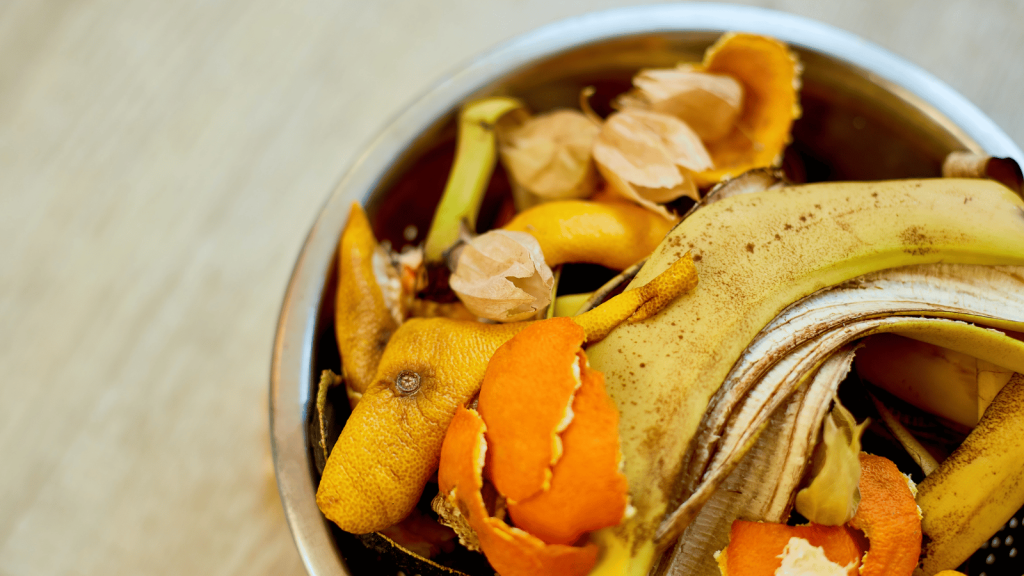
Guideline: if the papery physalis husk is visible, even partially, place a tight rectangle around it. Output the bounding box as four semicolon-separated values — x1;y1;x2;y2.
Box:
592;108;713;218
794;400;867;526
498;109;600;208
692;32;802;186
449;229;554;322
942;151;1024;194
615;66;744;143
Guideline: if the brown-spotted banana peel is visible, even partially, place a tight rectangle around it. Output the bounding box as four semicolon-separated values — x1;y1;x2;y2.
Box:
605;261;1024;570
660;315;1024;576
647;262;1024;576
680;263;1024;510
657;347;860;576
916;372;1024;575
584;178;1024;576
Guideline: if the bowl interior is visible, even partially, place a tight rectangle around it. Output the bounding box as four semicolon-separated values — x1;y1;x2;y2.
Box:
303;30;982;576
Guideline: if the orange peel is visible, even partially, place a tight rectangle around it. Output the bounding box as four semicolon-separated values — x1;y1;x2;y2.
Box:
438;406;599;576
335;202;399;403
478;318;587;502
721;520;866;576
503;344;629;545
318;253;697;534
693;32;802;186
502;199;677;270
848;453;922;576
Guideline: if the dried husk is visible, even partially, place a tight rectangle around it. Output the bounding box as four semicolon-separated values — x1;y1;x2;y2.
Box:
449;230;554;322
498;109;600;206
942;151;1023;194
794;401;867;526
314;369;343;473
592;108;713;217
616;66;744;143
691;32;802;186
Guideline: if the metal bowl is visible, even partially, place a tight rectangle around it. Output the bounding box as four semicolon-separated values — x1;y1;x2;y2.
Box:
269;4;1024;575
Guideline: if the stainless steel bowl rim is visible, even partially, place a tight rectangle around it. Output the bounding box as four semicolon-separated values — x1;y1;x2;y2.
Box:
269;5;1024;575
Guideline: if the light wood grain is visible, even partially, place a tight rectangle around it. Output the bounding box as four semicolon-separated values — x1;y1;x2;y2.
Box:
0;1;1020;575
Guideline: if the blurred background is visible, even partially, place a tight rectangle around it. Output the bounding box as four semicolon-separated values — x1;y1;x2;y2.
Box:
1;1;1021;575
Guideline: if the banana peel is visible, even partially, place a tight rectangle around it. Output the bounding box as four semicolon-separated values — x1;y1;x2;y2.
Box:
916;372;1024;575
584;178;1024;575
657;348;859;576
423;97;526;264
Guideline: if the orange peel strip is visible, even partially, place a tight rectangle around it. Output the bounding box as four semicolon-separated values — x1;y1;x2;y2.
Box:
478;317;587;502
507;351;629;545
438;406;598;576
848;453;922;576
694;32;802;186
336;202;399;397
723;520;867;576
502;199;677;270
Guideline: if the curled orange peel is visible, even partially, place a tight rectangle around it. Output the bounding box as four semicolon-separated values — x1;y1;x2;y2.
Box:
502;199;677;270
693;32;802;187
335;203;399;401
438;406;599;576
503;340;630;545
721;520;866;576
848;453;922;576
478;318;587;503
317;253;696;534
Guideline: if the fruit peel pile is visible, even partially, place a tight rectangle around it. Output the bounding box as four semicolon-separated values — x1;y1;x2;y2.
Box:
311;29;1024;576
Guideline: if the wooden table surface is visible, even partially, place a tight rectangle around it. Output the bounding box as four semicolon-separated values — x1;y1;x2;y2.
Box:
1;1;1020;574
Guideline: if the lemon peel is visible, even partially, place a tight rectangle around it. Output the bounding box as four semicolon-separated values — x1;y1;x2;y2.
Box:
502;199;677;271
335;203;400;402
693;32;802;186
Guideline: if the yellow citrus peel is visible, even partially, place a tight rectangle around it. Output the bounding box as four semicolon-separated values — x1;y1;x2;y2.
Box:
335;203;399;402
502;199;677;270
694;32;802;186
